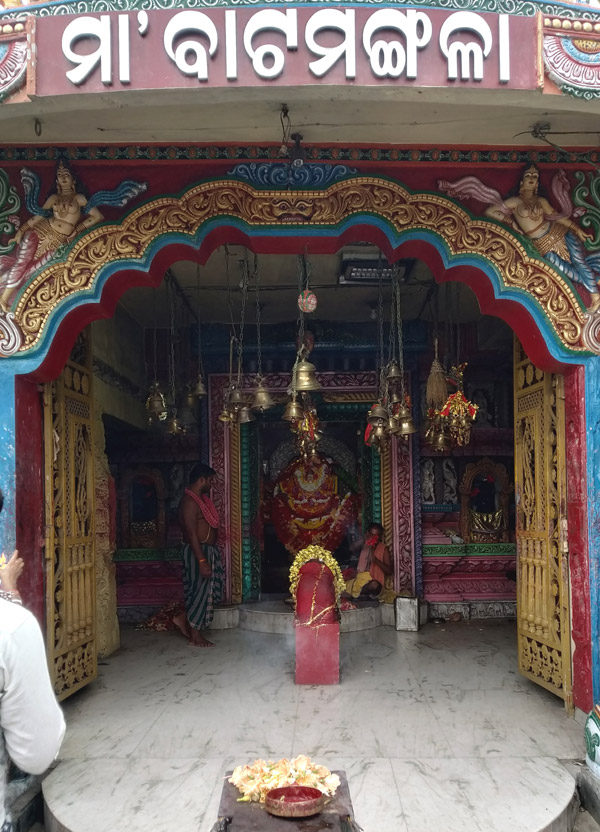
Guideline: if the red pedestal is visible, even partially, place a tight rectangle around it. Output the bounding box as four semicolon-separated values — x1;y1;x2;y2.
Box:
296;623;340;685
295;561;340;685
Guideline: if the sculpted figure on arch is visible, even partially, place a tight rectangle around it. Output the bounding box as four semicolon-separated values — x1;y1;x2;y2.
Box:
0;162;147;313
439;165;600;311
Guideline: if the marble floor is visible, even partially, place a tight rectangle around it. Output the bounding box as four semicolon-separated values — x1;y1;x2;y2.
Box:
43;620;585;832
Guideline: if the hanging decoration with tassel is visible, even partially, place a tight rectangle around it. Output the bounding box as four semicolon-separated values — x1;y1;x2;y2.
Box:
440;363;478;447
425;284;478;451
365;255;390;453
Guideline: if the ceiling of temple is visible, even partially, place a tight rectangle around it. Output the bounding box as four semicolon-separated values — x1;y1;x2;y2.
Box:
119;244;486;330
4;85;600;145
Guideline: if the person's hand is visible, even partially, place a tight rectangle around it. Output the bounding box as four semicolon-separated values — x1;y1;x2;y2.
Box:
1;550;24;592
199;560;212;579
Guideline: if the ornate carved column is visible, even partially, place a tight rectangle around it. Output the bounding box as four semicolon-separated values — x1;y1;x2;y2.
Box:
93;405;120;657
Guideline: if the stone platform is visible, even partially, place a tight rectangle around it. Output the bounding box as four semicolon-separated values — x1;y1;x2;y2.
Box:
43;621;584;832
213;600;389;635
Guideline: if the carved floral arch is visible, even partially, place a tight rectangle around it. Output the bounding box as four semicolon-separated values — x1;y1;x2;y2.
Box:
6;172;594;381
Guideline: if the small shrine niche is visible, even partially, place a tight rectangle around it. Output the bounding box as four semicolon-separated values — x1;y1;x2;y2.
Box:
459;458;512;544
119;468;167;549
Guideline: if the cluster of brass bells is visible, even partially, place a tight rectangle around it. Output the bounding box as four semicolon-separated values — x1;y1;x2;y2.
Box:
425;410;451;453
218;384;258;426
366;395;417;452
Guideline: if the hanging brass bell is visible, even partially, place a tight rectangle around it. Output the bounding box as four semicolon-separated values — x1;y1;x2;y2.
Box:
389;389;402;404
193;379;207;399
166;413;185;435
388;415;402;435
146;385;167;421
237;405;255;424
218;408;232;424
227;386;245;411
396;404;417;436
184;390;197;409
386;361;402;380
368;403;389;425
283;398;304;421
251;381;275;412
372;424;387;440
430;429;451;453
294;358;321;392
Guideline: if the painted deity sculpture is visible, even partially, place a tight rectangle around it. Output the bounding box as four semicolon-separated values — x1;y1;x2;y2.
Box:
0;163;146;311
0;163;103;311
0;163;146;354
439;165;600;311
270;454;357;556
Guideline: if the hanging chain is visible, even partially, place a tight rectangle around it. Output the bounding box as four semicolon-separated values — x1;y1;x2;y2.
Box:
225;244;237;341
388;263;396;364
455;283;461;367
377;253;385;400
196;264;204;378
254;254;262;379
152;287;159;383
237;255;249;383
395;264;406;400
296;254;306;351
169;278;177;407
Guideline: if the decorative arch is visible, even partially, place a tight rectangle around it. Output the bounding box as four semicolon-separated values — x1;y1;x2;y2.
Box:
3;170;595;380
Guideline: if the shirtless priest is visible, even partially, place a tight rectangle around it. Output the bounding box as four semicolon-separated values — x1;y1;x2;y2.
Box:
174;464;225;647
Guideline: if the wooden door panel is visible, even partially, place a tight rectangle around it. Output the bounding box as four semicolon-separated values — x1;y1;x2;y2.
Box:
44;332;97;700
514;340;571;705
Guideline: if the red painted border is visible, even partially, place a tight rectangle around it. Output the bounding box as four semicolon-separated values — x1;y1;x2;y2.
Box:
14;376;45;625
565;365;593;712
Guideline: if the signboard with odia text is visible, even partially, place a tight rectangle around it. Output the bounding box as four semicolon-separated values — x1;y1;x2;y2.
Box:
32;7;541;96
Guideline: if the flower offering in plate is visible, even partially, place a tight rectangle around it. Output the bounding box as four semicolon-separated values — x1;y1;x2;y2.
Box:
229;755;340;804
265;785;326;818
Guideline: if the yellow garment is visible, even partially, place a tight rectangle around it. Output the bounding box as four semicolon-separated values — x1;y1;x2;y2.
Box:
346;571;372;599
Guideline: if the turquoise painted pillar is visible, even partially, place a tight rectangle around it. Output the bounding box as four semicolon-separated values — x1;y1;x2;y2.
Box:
0;370;17;554
586;357;600;705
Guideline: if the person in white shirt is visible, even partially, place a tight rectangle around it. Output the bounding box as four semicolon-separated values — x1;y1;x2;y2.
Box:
0;493;65;830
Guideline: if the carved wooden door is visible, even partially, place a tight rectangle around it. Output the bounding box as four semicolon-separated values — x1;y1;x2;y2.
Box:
514;340;572;705
43;331;97;700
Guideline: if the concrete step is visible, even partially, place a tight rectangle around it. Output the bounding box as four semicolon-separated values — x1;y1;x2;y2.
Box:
575;809;600;831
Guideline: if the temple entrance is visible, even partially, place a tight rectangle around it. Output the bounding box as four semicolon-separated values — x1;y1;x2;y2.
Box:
33;234;573;707
46;239;574;699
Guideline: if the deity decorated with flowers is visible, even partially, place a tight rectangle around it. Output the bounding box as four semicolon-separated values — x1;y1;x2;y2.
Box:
270;454;357;556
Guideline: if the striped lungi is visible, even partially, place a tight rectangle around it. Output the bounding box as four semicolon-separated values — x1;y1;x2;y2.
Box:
181;543;224;631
